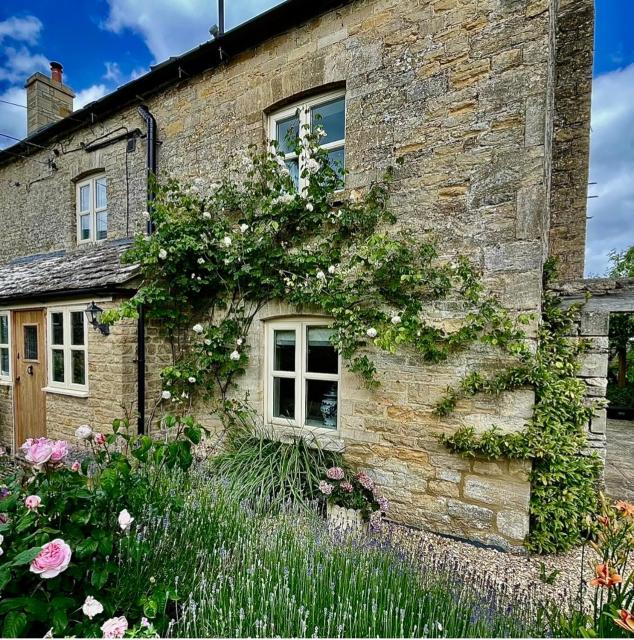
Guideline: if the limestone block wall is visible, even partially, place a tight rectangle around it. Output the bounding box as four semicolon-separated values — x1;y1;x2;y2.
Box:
0;385;12;450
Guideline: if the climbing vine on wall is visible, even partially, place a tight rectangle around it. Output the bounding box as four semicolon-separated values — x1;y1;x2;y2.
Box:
437;259;603;553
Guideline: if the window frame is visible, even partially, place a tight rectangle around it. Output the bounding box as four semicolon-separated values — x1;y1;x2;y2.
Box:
46;306;89;393
266;318;341;432
0;311;10;382
76;175;108;244
268;89;346;192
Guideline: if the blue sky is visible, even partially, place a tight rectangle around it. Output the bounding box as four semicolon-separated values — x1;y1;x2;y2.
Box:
0;1;632;275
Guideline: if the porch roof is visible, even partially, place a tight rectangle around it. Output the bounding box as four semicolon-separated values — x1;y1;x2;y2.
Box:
0;239;139;305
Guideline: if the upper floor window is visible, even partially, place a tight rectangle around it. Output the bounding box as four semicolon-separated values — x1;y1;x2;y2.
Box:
47;307;88;392
0;313;10;381
266;319;340;431
77;175;108;243
268;90;346;191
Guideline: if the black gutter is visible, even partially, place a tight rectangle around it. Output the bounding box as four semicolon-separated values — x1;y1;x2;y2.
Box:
136;105;158;435
0;285;136;306
0;0;353;167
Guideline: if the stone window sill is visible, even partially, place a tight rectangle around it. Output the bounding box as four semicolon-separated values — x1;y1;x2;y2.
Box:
42;386;89;399
0;379;12;387
267;423;345;453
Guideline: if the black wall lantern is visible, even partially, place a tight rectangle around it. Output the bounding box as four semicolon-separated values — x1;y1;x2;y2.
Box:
85;301;110;336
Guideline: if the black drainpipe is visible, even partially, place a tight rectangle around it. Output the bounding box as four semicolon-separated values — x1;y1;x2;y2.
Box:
137;105;158;434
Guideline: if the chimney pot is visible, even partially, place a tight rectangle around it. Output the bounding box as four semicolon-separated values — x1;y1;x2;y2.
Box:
50;61;63;83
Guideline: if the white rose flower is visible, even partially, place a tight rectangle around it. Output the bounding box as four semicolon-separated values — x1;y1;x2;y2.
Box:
118;509;134;532
203;212;212;220
316;270;326;280
161;390;172;400
305;202;314;212
328;265;336;274
366;328;378;338
192;324;204;334
240;223;249;233
75;424;93;440
197;257;205;265
204;339;212;346
223;236;232;247
305;158;320;174
236;338;243;346
142;211;150;219
158;248;167;260
188;376;196;384
391;315;402;325
230;350;240;361
82;596;104;620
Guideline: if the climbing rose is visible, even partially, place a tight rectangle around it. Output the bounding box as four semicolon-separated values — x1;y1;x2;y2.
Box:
305;158;320;174
203;212;211;219
161;390;171;400
230;350;240;361
75;424;93;440
101;617;128;638
30;539;72;579
118;509;134;532
94;433;106;446
326;467;345;481
204;339;212;346
306;202;314;212
50;440;69;462
240;223;249;233
366;328;377;338
223;236;232;246
82;595;104;619
188;376;196;383
25;495;41;511
192;323;204;334
158;248;167;260
328;265;336;274
316;270;326;280
319;481;334;495
24;438;53;465
391;315;401;325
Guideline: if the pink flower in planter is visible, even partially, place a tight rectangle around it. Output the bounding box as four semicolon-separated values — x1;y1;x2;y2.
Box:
25;495;42;511
326;467;345;481
377;496;389;513
94;433;107;446
318;481;334;495
71;461;81;472
24;438;53;465
50;440;69;463
30;539;72;579
101;616;128;638
340;481;353;493
355;471;374;491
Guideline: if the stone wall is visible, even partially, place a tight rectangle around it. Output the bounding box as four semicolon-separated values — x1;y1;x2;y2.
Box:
0;385;12;451
0;0;582;547
548;0;594;280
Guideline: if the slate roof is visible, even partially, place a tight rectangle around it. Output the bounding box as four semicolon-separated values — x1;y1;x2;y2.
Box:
0;238;139;304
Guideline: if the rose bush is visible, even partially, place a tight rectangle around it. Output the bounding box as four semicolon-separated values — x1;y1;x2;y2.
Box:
0;414;205;637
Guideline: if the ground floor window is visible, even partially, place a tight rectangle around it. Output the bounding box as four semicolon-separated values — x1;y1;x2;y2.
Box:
267;319;340;430
0;313;9;380
47;307;88;391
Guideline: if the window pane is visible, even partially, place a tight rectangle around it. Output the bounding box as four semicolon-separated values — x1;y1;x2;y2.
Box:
71;312;84;346
72;350;86;385
51;312;64;345
96;177;107;209
273;377;295;420
307;327;338;374
311;97;345;142
23;326;38;360
0;315;7;345
306;380;338;429
52;349;64;383
327;147;345;186
276;115;300;155
285;158;300;190
80;214;91;240
274;330;295;372
0;348;8;377
96;211;108;240
79;184;91;212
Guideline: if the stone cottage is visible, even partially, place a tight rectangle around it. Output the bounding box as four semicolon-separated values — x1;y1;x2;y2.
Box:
0;0;594;549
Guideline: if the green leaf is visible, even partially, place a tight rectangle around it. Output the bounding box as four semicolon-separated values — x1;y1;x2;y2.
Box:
52;608;68;634
91;565;109;589
2;611;27;638
9;546;41;566
0;567;11;591
75;537;99;558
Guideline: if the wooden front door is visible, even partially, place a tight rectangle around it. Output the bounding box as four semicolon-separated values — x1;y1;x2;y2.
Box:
13;309;47;448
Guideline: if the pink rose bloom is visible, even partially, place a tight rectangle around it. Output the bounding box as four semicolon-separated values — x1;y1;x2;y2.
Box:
20;438;33;455
340;481;353;493
0;514;8;524
25;438;53;465
326;466;345;481
50;440;69;463
71;461;81;472
318;481;334;495
25;495;42;511
94;433;107;446
30;538;72;579
356;471;375;491
101;616;128;638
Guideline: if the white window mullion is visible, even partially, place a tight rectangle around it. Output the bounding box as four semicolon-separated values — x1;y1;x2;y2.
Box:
63;310;71;386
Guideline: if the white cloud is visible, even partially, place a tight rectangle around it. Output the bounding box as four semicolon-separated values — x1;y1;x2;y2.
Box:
75;84;109;109
102;0;284;62
0;45;49;83
0;15;42;45
585;63;634;276
103;61;122;83
0;86;27;148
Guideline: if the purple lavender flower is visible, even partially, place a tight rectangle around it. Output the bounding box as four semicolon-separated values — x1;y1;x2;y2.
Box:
326;466;345;481
318;481;334;495
369;510;383;531
355;471;374;491
0;486;9;500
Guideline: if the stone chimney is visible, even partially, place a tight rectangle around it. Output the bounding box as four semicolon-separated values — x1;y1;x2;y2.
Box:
25;62;75;135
